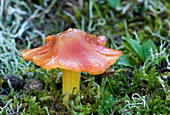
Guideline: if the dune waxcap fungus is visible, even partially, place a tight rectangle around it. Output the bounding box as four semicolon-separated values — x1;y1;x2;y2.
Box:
21;28;122;74
21;28;122;101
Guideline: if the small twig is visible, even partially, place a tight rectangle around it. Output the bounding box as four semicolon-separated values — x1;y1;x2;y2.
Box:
57;104;68;115
51;90;68;115
51;90;57;111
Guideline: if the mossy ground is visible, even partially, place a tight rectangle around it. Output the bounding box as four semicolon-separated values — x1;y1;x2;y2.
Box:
0;0;169;114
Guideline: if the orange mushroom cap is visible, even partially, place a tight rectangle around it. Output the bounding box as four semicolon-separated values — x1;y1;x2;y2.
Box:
21;28;122;75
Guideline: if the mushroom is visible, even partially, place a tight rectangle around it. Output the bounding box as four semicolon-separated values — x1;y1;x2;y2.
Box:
21;28;122;102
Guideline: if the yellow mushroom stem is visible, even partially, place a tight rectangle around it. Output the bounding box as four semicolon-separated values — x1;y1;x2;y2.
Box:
62;69;80;101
